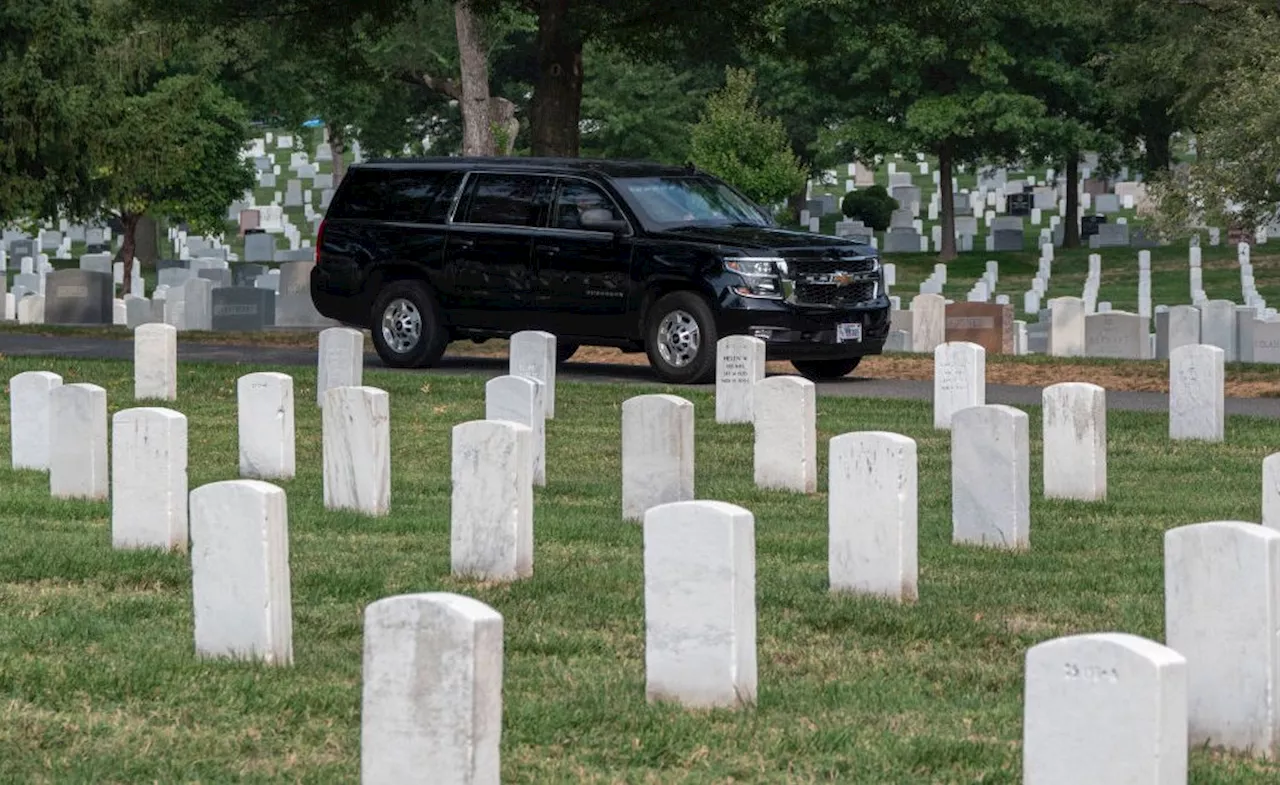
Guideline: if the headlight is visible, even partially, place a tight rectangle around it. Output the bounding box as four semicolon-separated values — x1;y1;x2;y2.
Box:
725;257;786;299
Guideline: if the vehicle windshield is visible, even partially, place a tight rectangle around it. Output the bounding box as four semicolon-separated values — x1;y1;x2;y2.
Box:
614;176;771;231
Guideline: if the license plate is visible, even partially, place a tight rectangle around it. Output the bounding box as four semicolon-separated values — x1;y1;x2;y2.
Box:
837;322;862;343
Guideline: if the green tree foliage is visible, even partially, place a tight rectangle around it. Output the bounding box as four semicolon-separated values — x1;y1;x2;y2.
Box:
689;69;806;207
841;186;896;231
0;0;103;222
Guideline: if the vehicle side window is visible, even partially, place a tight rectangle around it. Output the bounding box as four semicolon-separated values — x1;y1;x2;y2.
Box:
460;174;548;227
328;168;454;223
553;181;623;230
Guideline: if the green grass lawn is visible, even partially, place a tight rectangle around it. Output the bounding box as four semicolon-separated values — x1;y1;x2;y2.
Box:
3;356;1280;782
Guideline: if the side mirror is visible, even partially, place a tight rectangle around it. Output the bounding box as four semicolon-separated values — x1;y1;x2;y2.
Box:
580;208;628;234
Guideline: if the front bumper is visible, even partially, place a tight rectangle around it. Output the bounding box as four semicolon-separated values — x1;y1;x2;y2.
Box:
716;293;891;360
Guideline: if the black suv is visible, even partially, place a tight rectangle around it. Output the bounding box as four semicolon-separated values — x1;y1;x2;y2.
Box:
311;158;890;383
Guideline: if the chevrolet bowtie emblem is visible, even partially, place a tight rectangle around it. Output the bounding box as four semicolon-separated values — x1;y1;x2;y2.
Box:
832;272;855;286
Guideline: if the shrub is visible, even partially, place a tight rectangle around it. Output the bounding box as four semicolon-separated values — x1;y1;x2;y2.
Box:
841;186;897;231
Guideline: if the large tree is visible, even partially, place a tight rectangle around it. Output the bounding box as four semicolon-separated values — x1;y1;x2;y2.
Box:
777;0;1044;261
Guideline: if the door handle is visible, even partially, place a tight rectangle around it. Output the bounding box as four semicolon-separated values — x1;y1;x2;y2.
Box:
537;244;560;255
454;238;475;249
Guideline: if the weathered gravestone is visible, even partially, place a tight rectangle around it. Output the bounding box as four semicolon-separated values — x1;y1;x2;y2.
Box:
1170;345;1224;442
944;302;1013;354
715;335;766;424
884;228;922;254
1200;300;1237;361
361;593;503;785
232;263;267;287
1043;383;1107;501
112;408;187;550
322;386;390;516
182;277;214;331
43;269;112;325
1165;521;1280;757
317;327;364;406
1254;320;1280;364
211;287;276;331
911;293;946;353
828;432;917;602
486;375;546;487
933;342;986;430
1167;305;1201;358
1049;297;1086;357
1264;453;1280;530
952;405;1029;549
9;371;61;470
622;395;694;521
190;480;293;664
49;383;108;500
450;420;534;582
1089;223;1130;249
134;323;177;401
1085;311;1147;359
197;268;232;289
276;261;335;327
644;500;756;709
991;229;1023;252
238;372;296;481
753;376;816;492
509;330;557;418
244;233;276;263
1023;633;1187;785
78;252;112;275
125;296;156;329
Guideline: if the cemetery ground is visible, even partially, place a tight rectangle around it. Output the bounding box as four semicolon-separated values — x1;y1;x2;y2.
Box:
3;356;1280;782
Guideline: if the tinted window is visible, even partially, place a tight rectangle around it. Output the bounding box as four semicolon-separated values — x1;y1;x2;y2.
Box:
615;176;768;231
460;174;548;227
553;180;624;230
328;168;456;223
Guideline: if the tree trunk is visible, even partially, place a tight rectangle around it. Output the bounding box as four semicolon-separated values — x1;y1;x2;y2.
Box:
1064;153;1081;249
1144;130;1172;173
454;0;495;157
330;125;347;186
937;143;957;262
118;212;139;296
529;0;583;157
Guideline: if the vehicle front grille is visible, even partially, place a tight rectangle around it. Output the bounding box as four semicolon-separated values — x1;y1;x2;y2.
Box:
787;255;880;307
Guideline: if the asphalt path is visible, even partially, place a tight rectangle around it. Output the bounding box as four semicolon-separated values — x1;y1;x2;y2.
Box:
6;331;1280;419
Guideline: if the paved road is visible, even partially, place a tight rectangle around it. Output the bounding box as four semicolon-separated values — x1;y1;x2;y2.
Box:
6;332;1280;419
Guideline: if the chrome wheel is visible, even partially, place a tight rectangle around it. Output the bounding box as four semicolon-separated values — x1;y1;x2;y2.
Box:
381;298;422;354
655;309;701;368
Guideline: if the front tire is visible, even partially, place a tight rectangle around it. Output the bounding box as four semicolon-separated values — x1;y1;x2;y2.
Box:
791;357;862;381
370;280;449;368
644;291;718;384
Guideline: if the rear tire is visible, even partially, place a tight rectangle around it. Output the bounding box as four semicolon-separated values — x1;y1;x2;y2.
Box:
644;291;718;384
791;357;862;381
556;342;580;365
370;280;449;368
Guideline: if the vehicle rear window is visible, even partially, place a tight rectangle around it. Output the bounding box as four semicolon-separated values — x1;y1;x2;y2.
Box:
458;174;549;227
328;168;457;223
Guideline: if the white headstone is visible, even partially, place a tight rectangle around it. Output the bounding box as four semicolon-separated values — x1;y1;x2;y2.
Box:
933;342;985;430
952;405;1029;549
1049;297;1086;357
1200;300;1237;361
133;323;177;401
361;593;503;785
190;480;292;664
1042;383;1107;501
1264;453;1280;531
715;336;766;424
451;420;533;582
317;327;364;406
9;371;61;470
509;331;557;418
49;383;108;500
1168;305;1200;355
486;375;546;487
1023;633;1187;785
644;500;756;708
828;432;917;602
111;408;187;550
322;386;391;515
911;293;946;353
622;394;694;521
753;376;816;493
1165;521;1280;756
238;372;296;480
1169;345;1224;442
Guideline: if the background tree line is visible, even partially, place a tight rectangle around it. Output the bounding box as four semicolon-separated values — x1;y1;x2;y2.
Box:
2;0;1278;263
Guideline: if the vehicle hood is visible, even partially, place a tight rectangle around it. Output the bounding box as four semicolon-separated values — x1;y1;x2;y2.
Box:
647;225;874;255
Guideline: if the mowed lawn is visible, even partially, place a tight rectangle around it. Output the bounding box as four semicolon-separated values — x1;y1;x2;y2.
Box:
3;356;1280;783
